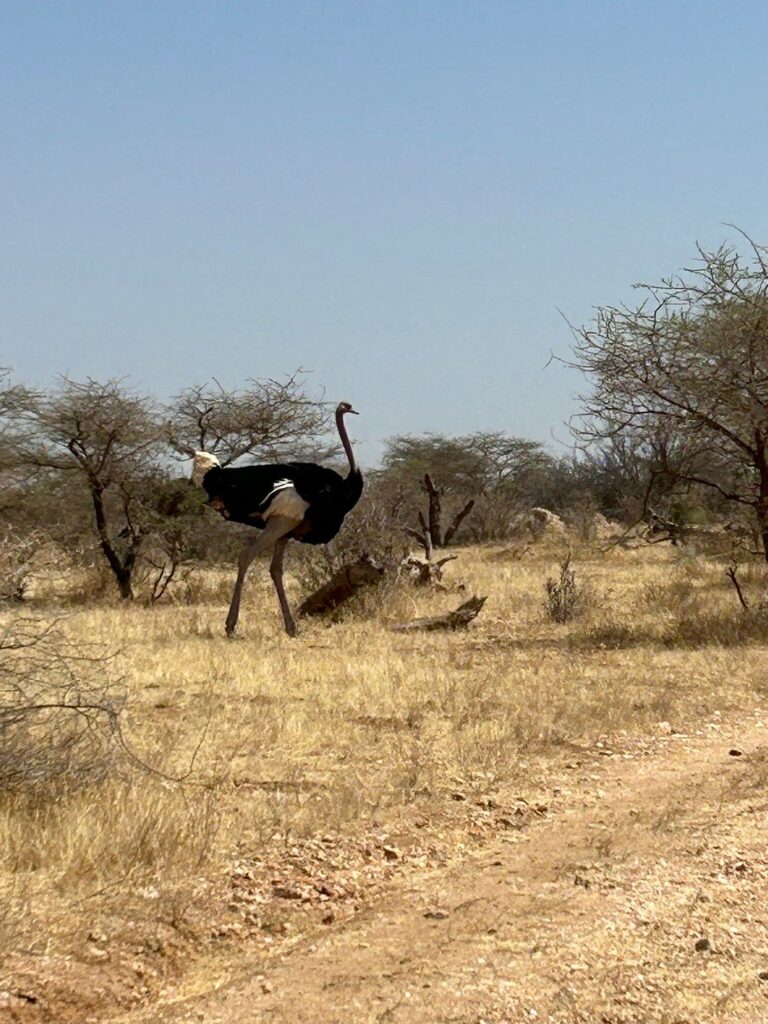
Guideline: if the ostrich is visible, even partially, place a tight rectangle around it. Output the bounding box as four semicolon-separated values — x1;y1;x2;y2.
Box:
191;402;363;637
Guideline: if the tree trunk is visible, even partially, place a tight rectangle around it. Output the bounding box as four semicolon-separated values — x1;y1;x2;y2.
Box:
443;499;475;546
89;484;136;600
116;571;135;601
424;474;443;547
757;508;768;564
751;445;768;563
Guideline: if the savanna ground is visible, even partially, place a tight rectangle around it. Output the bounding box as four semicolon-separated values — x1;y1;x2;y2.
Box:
2;538;768;1023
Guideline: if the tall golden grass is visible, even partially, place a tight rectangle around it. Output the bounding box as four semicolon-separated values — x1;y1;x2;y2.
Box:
2;540;768;963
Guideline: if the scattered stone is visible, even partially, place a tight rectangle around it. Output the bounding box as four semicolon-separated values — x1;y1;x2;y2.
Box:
382;845;400;861
729;748;743;757
451;791;467;802
272;884;303;900
424;909;449;920
574;875;591;889
475;796;497;810
758;970;768;981
658;721;673;735
694;937;712;952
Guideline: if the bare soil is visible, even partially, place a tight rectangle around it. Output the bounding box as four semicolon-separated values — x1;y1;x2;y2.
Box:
114;709;768;1024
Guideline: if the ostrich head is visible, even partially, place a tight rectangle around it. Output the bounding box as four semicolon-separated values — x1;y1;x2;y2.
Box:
336;401;358;416
191;451;221;488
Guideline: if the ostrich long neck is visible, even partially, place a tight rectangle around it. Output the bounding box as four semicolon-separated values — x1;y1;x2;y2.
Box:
336;410;358;477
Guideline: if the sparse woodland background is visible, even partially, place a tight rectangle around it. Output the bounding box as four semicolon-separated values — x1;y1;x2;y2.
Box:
4;236;768;1020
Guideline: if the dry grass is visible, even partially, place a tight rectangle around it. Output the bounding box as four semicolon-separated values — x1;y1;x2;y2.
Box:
2;540;768;981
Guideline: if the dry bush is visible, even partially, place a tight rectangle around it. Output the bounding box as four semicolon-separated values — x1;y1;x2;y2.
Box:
0;526;55;603
544;554;585;623
0;611;222;959
574;555;768;649
0;616;123;790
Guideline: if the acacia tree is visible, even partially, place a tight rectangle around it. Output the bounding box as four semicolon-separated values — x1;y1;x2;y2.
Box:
3;373;333;600
165;373;332;464
382;431;555;545
11;378;163;599
569;234;768;559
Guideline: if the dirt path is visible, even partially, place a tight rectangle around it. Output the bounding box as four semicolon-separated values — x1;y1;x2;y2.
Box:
124;714;768;1024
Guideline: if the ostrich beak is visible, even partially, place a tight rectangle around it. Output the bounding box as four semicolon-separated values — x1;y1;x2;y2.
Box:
348;407;359;415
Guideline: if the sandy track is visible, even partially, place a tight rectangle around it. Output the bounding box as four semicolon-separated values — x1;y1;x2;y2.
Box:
125;714;768;1024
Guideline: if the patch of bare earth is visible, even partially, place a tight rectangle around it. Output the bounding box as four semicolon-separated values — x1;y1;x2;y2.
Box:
101;710;768;1024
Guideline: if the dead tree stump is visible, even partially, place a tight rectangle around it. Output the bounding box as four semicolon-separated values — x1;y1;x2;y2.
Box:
407;474;475;554
298;556;385;617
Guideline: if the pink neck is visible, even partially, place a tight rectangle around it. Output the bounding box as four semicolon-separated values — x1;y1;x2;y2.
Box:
336;410;358;475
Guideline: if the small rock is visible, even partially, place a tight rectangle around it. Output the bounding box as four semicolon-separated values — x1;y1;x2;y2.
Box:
321;911;335;925
658;721;673;735
451;791;466;801
424;909;449;920
272;884;303;900
758;970;768;981
475;796;497;810
86;945;109;962
260;980;273;994
694;937;712;952
729;748;743;757
382;845;400;861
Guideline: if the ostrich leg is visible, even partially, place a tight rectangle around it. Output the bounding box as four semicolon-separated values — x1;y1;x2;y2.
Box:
225;516;296;637
269;537;296;637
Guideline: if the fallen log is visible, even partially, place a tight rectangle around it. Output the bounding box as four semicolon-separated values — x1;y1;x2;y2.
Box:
298;556;385;617
392;595;487;633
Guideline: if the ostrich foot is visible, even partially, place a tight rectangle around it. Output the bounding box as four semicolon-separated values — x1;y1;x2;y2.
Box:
282;615;297;638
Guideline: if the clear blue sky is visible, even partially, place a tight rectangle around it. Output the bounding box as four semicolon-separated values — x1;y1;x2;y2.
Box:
3;1;768;464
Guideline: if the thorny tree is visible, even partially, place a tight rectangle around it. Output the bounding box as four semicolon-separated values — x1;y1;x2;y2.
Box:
3;373;333;600
166;374;333;465
384;432;552;544
9;378;162;599
569;233;768;560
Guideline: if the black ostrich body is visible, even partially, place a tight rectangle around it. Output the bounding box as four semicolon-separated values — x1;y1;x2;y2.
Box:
201;461;363;544
190;401;363;637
